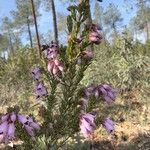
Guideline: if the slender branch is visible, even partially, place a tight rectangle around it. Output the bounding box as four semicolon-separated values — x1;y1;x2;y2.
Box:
27;17;33;48
30;0;41;57
51;0;59;44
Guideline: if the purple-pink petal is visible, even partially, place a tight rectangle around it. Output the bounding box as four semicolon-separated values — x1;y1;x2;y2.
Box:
1;114;9;123
18;114;28;124
103;118;115;133
25;125;35;137
32;67;41;80
7;123;15;139
10;112;16;122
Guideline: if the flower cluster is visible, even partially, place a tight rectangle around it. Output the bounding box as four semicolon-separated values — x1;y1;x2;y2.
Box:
83;83;117;104
43;41;64;75
18;115;40;137
78;24;116;138
77;49;94;65
32;67;47;99
0;113;16;144
79;83;116;138
0;113;40;144
35;82;47;99
89;24;102;45
47;59;63;75
79;113;96;138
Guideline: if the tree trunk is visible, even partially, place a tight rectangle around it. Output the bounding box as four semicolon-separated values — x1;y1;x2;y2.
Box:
31;0;41;57
51;0;58;44
27;17;33;48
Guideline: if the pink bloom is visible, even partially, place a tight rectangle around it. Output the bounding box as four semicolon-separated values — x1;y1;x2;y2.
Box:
80;113;96;138
1;114;9;123
24;125;35;137
18;115;40;137
44;41;59;59
7;123;15;140
32;67;41;80
47;59;63;75
0;121;8;143
10;112;17;122
89;31;102;45
82;49;94;60
102;118;115;133
90;24;102;33
35;82;47;98
18;114;28;124
99;84;117;104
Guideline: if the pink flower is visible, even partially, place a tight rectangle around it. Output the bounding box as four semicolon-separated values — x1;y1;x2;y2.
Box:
102;118;115;133
47;59;63;75
44;41;59;59
89;31;102;45
7;123;15;140
88;23;102;45
0;112;17;143
18;115;40;137
80;113;96;138
99;84;117;104
1;114;9;123
35;82;47;98
90;24;101;33
82;49;94;60
0;121;9;143
10;112;17;122
32;67;41;80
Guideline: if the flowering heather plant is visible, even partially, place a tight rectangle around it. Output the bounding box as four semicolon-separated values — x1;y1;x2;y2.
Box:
0;0;117;149
0;112;40;145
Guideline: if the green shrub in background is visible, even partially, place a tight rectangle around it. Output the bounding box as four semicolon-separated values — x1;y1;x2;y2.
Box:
0;47;40;112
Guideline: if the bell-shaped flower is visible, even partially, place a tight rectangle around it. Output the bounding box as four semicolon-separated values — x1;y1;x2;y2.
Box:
45;41;59;59
99;84;117;104
90;24;102;33
18;114;28;124
0;112;17;143
1;114;9;123
35;82;47;98
32;67;41;80
7;123;15;140
18;115;40;137
46;48;58;59
47;59;63;75
0;121;8;143
82;49;94;60
89;31;102;45
10;112;17;123
83;84;99;99
102;118;115;133
80;113;96;138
